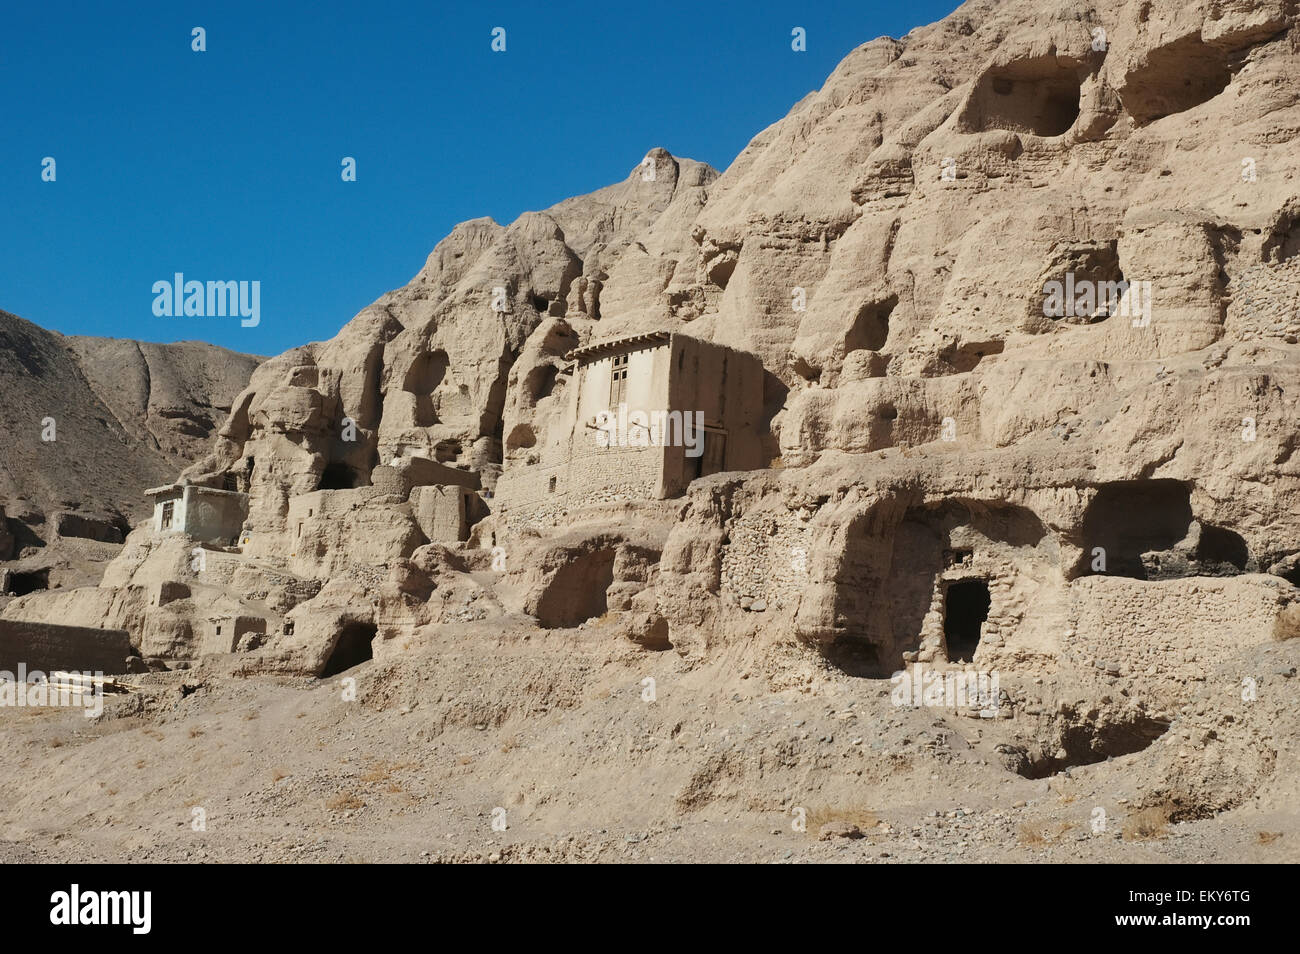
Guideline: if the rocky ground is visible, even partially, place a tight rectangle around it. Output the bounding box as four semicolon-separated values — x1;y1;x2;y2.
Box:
3;616;1295;864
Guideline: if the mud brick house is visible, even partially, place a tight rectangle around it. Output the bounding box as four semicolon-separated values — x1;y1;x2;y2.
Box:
146;481;248;545
496;331;765;526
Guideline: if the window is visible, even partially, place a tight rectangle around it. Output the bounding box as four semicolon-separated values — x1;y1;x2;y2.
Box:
160;501;174;530
609;353;629;406
283;620;294;636
548;476;557;493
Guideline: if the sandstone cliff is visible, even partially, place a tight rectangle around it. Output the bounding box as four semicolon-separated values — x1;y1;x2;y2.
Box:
5;0;1300;855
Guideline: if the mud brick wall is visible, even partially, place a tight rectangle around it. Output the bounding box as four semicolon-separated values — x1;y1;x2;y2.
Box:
0;619;134;674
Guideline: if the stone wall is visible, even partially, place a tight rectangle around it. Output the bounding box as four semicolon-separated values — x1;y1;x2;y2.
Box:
1065;575;1292;693
720;505;816;613
497;441;662;532
1229;258;1300;344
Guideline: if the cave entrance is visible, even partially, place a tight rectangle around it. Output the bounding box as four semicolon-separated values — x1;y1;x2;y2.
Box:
5;569;49;596
944;578;989;663
963;58;1083;136
1079;479;1193;578
845;295;897;354
320;622;377;677
317;462;359;491
533;549;616;629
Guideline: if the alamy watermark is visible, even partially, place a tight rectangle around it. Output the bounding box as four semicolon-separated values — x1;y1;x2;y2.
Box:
890;664;1000;712
152;273;260;327
1;665;104;719
1043;272;1151;327
593;404;705;457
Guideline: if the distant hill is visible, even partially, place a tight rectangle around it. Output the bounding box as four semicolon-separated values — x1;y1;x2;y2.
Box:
0;308;261;550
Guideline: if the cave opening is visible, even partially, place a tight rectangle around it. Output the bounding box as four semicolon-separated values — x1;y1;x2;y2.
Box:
944;578;990;663
320;622;377;677
964;58;1083;136
1119;36;1236;125
533;549;615;629
845;295;897;354
317;462;359;491
1078;480;1193;579
4;569;49;596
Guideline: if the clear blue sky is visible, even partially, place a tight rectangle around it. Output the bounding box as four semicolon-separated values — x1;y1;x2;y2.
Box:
2;0;960;355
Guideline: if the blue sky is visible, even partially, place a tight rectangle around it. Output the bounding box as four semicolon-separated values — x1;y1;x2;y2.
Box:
1;0;960;355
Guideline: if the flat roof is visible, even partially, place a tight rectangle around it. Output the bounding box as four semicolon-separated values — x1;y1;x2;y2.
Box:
145;483;245;499
565;330;671;362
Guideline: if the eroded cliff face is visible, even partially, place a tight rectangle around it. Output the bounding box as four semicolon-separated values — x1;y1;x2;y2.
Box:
6;0;1300;824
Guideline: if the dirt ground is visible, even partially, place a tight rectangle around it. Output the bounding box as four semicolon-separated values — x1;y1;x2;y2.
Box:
2;616;1297;864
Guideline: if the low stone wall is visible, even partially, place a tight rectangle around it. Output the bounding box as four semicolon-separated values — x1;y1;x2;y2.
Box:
1065;575;1292;687
720;507;815;613
1229;259;1300;344
0;619;134;674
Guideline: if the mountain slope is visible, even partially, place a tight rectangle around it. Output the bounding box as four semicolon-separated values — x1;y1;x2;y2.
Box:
0;308;260;552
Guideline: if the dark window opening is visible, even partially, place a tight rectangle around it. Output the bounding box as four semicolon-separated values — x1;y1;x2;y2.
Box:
944;547;973;567
160;501;175;530
5;569;49;596
283;620;294;636
548;476;557;493
320;622;377;677
531;295;549;313
944;579;990;662
317;462;358;491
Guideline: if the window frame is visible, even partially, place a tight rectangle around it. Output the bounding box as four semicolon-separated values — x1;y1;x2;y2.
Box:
609;352;629;407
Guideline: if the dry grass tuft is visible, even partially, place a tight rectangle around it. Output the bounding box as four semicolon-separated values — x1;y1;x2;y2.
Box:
1017;819;1075;847
326;791;365;811
1122;801;1175;841
804;805;879;834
